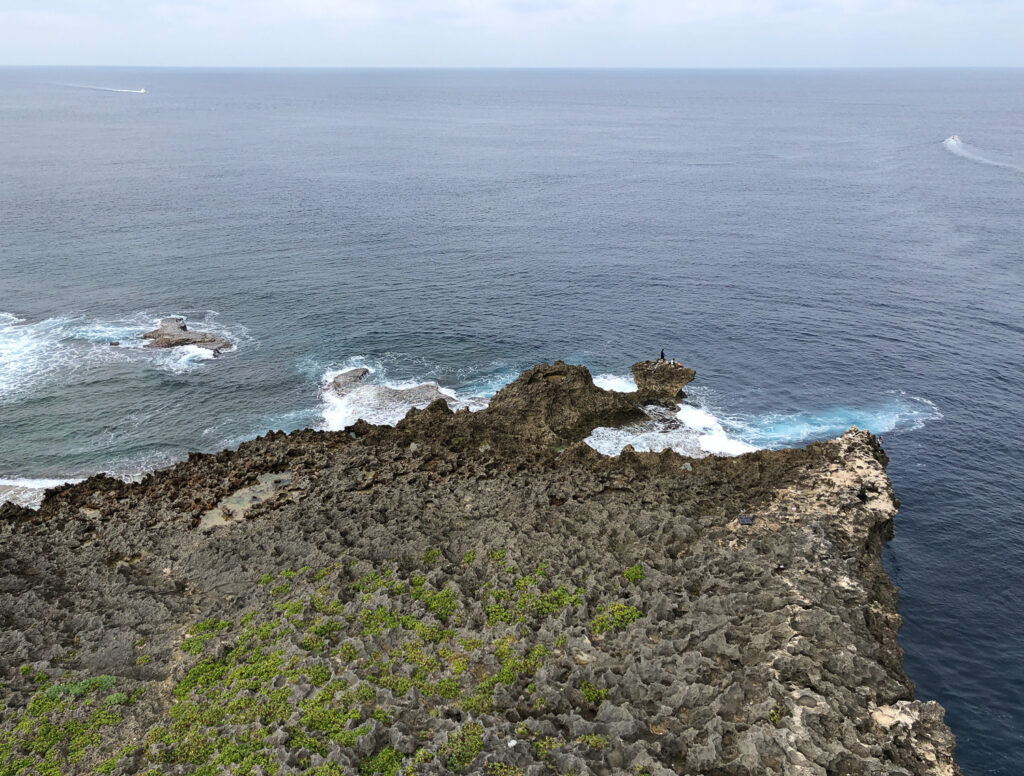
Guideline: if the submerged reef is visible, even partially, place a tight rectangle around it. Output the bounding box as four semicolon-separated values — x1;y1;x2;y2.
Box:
0;361;959;775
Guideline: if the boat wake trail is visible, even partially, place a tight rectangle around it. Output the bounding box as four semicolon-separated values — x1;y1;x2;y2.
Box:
61;84;147;94
943;136;1023;173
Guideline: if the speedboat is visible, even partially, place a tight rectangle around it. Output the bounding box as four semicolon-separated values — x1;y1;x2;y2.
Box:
948;134;960;143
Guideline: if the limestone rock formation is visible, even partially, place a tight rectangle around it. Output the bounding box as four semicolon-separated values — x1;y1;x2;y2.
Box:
483;361;645;444
142;317;232;351
631;359;697;402
0;361;960;776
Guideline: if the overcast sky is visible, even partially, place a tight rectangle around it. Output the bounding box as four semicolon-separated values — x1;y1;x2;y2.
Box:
2;0;1022;68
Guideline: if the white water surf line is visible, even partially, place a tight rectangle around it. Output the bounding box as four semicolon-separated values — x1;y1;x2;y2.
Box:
584;378;941;458
0;477;84;509
316;361;941;455
318;361;490;431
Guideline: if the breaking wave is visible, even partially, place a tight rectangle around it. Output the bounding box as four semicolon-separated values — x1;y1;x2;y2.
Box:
722;395;941;448
592;373;637;393
0;477;83;509
315;361;939;457
943;136;1023;173
585;376;941;457
0;311;243;402
3;357;943;507
318;357;490;431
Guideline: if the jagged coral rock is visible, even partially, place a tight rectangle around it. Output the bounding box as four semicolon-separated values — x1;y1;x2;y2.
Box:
0;363;959;775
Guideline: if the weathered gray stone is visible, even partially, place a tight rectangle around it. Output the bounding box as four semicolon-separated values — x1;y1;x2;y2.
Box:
141;316;232;351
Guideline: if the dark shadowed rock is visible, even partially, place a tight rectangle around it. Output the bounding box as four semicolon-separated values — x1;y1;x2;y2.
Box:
483;361;645;444
142;317;232;351
631;359;697;402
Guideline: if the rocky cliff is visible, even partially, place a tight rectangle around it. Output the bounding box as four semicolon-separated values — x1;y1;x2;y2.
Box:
0;362;959;776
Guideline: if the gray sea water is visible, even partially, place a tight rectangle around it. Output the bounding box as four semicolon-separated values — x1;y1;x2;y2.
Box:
1;68;1022;772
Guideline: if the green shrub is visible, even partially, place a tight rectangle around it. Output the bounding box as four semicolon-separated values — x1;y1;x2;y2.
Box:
486;764;524;776
577;734;609;750
581;681;609;704
439;722;483;773
590;602;642;634
361;747;403;776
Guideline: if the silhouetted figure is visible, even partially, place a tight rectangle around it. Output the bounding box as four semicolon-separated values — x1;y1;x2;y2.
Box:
660;349;665;361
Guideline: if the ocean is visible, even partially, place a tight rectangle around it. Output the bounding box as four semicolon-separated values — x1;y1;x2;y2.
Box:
0;67;1021;772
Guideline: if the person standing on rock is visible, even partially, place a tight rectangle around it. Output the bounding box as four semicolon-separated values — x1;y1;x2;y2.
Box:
660;349;666;361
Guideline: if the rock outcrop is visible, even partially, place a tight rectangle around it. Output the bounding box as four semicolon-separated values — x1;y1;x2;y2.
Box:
631;359;697;402
330;368;455;410
142;317;232;351
0;361;960;776
483;361;645;444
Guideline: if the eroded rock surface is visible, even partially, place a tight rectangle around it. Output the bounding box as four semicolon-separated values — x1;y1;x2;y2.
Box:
142;317;232;351
631;360;697;402
0;361;959;775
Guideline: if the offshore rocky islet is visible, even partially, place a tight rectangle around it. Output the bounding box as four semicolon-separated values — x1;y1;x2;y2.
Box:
0;360;959;775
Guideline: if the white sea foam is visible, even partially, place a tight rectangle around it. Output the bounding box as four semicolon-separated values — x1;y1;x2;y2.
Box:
943;135;1023;173
0;461;172;509
320;366;436;430
318;360;491;431
0;477;83;509
0;311;242;401
723;393;942;449
314;360;939;457
0;314;80;398
586;392;941;458
318;363;637;432
585;423;707;457
586;400;756;457
675;404;759;455
153;344;223;374
592;373;637;393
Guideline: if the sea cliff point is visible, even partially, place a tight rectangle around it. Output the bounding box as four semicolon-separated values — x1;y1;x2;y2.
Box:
0;361;959;775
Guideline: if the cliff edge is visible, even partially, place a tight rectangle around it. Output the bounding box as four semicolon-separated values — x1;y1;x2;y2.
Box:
0;362;959;775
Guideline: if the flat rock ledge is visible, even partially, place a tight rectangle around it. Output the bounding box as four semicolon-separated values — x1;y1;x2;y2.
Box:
142;316;232;351
0;361;959;776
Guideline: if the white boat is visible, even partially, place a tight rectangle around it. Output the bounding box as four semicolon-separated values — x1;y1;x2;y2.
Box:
948;134;960;143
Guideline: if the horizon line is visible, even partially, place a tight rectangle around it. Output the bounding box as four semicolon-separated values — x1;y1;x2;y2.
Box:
3;64;1022;71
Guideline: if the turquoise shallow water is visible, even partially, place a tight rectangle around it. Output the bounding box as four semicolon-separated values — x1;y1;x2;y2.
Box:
1;68;1022;772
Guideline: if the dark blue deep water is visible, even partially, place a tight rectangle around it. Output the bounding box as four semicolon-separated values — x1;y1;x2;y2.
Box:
1;68;1021;772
